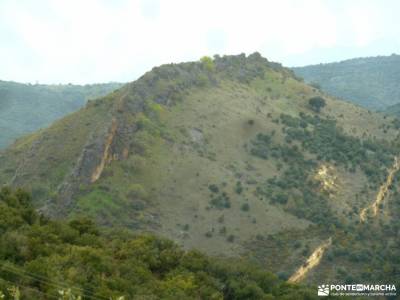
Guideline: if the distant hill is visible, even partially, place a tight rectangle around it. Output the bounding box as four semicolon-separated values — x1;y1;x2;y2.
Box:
0;81;123;148
384;102;400;117
2;53;400;286
292;54;400;110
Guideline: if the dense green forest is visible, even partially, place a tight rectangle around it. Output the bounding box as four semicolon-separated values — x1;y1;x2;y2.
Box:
0;187;322;300
0;81;123;148
292;54;400;110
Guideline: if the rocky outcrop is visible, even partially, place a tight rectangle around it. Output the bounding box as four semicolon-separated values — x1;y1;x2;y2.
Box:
91;118;118;183
288;238;332;283
360;156;400;222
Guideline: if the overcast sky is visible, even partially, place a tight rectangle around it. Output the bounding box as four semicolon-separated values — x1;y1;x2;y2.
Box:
1;0;400;84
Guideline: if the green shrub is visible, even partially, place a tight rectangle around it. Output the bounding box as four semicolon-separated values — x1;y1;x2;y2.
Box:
241;203;250;211
235;181;243;194
127;184;148;199
308;96;326;112
227;234;235;242
200;56;215;72
208;184;219;193
210;193;231;209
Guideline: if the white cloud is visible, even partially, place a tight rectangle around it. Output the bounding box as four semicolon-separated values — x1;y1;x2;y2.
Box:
0;0;399;83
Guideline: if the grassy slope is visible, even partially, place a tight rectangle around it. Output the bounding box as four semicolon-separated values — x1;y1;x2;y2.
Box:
1;54;399;284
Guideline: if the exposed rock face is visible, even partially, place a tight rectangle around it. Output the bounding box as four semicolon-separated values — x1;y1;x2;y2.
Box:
360;156;400;222
54;122;115;214
53;114;140;214
314;164;338;194
91;118;118;183
288;237;332;283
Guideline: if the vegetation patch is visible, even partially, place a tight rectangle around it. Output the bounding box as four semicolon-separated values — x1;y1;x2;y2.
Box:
0;187;318;299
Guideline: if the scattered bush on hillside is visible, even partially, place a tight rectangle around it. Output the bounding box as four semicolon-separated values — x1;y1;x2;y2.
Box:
235;181;243;194
210;192;231;209
308;96;326;113
208;184;219;193
250;111;398;225
127;183;148;199
200;56;215;72
241;203;250;211
227;234;235;242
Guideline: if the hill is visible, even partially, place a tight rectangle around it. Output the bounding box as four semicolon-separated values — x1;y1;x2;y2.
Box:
0;81;123;148
384;102;400;117
292;54;400;110
1;53;400;288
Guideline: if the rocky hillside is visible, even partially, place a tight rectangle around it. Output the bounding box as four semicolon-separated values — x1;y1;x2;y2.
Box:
0;81;123;148
1;53;400;286
292;54;400;110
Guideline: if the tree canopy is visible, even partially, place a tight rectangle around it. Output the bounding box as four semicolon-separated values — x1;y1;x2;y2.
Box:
308;96;326;113
0;187;318;299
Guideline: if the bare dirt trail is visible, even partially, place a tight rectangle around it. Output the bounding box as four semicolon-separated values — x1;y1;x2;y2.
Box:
359;156;400;222
287;156;400;283
288;238;332;284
